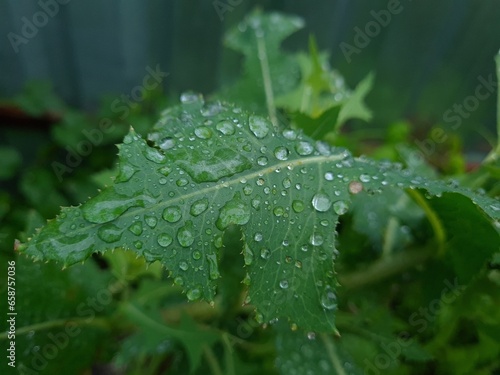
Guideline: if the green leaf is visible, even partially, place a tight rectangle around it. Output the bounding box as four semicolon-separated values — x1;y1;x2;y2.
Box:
222;10;303;120
19;97;500;334
275;324;363;375
336;73;374;127
0;255;112;375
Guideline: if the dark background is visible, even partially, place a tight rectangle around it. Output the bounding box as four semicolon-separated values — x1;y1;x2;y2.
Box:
1;0;499;147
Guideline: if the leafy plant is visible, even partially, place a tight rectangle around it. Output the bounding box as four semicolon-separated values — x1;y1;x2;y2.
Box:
2;10;500;375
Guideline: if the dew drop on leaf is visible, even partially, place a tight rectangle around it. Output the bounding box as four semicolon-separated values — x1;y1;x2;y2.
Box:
274;146;290;161
176;178;189;187
145;215;158;228
254;232;263;242
279;280;289;289
359;173;371;182
192;251;202;260
243;244;254;265
216;195;251;230
174;276;184;286
144;147;166;164
273;206;285;217
216;120;235;135
158;137;175;150
333;200;349;215
116;163;137;183
97;223;122;243
324;172;334;181
177;221;195;247
194;126;212;139
249;115;271;138
206;253;220;280
295;141;313;156
162;206;182;223
187;288;201;301
190;198;209;216
134;241;143;249
128;221;143;236
292;200;305;213
180;92;202;104
320;286;337;311
179;261;189;271
157;233;173;247
257;156;268;166
309;233;324;246
260;248;271;259
311;192;332;212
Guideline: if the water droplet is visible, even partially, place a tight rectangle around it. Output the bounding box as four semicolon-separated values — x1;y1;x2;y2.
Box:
282;129;297;140
333;200;349;215
279;280;289;289
216;195;251;230
116;163;137;182
159;137;175;150
97;223;122;243
243;244;253;265
194;126;212;139
349;181;363;194
192;251;202;260
158;166;172;177
292;200;305;213
257;178;265;186
312;192;332;212
307;332;316;340
249;115;271;138
282;178;291;188
179;261;189;271
159;177;167;185
320;286;337;310
274;146;289;161
187;288;202;301
144;147;166;164
134;240;143;249
359;173;371;182
174;276;184;286
157;233;173;247
285;255;292;263
180;92;202;104
257;156;268;166
295;260;302;269
309;233;324;246
190;198;209;216
251;198;261;210
82;190;154;224
215;120;235;135
243;185;253;195
163;206;182;223
176;178;189;187
260;248;271;259
324;172;334;181
145;215;157;228
273;206;285;217
128;221;143;236
204;253;220;280
177;221;195;247
295;141;313;156
254;232;263;242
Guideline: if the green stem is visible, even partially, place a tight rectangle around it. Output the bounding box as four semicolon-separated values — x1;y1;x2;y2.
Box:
484;50;500;163
406;189;446;255
339;247;433;290
320;334;347;375
222;333;236;375
256;32;278;129
204;345;224;375
0;317;109;340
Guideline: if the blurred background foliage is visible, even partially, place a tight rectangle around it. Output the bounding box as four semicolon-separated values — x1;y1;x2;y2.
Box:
1;0;499;149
